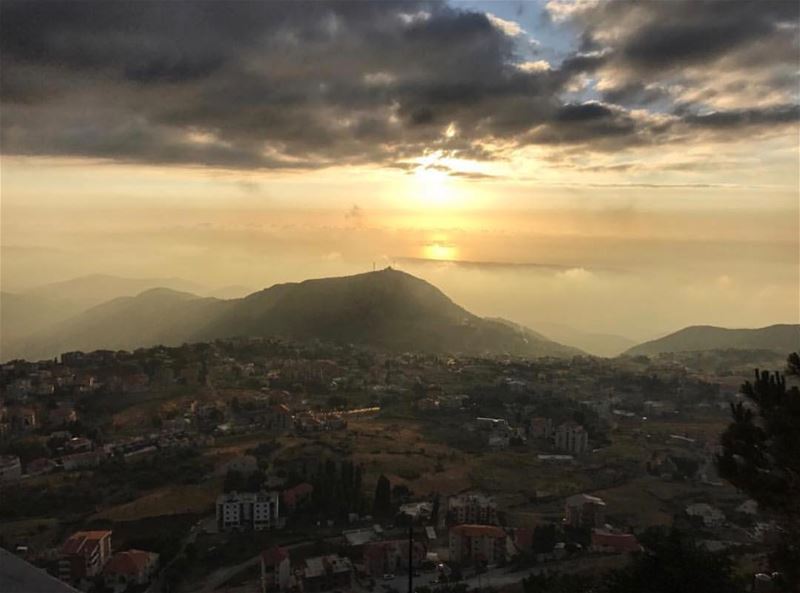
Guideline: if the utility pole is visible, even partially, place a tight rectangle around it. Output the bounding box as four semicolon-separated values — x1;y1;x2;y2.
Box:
408;521;414;593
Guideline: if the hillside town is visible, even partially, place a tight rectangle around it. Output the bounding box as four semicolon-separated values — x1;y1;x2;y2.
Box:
0;337;793;593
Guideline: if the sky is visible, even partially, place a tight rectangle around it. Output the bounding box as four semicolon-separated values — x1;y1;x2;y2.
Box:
1;0;798;340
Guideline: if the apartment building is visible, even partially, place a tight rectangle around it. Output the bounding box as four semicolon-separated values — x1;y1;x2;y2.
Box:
448;491;498;525
448;524;507;565
59;530;113;584
216;491;280;531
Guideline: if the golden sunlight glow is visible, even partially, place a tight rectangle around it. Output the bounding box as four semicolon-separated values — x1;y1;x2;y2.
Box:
413;166;454;206
423;241;457;261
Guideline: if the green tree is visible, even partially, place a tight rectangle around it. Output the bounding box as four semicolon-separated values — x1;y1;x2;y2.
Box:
532;523;557;554
373;474;392;519
787;351;800;375
717;357;800;589
599;527;742;593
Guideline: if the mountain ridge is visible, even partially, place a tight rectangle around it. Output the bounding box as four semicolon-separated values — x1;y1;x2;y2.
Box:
2;269;583;361
625;323;799;356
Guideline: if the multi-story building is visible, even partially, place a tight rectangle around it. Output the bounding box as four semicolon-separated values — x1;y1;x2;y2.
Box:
554;421;589;455
448;492;498;525
362;539;426;577
564;494;606;529
260;546;291;592
301;554;353;593
216;491;280;531
59;530;113;584
0;454;22;482
448;524;507;566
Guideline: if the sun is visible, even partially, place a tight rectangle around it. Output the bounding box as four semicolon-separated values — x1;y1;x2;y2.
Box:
413;166;454;206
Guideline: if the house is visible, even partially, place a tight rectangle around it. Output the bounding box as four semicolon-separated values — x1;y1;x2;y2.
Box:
475;417;511;433
591;529;642;554
686;503;725;527
26;457;57;477
564;494;606;529
216;491;280;531
398;501;433;521
64;436;93;453
281;482;313;513
448;524;507;566
448;492;498;525
362;539;426;577
11;406;37;431
260;546;290;592
121;373;150;394
103;549;159;590
301;555;353;593
529;417;554;440
0;454;22;482
48;404;78;427
554;422;589;455
60;450;106;471
59;530;113;584
643;400;676;417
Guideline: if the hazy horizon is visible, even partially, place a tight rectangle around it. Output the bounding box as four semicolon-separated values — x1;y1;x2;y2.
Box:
2;0;798;342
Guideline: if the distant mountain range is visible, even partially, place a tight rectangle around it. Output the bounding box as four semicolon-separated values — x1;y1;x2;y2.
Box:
1;269;582;361
625;324;799;356
2;270;796;362
24;273;205;306
0;275;260;358
529;321;639;357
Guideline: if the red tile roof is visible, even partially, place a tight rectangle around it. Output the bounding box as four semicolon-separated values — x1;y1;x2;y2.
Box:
103;550;156;577
61;531;111;556
282;482;313;506
591;530;642;553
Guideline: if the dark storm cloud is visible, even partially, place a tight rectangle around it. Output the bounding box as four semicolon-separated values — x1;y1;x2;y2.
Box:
560;0;800;109
0;0;797;171
682;105;800;129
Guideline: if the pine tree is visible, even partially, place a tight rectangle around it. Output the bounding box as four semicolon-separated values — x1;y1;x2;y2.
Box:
717;355;800;589
373;474;392;519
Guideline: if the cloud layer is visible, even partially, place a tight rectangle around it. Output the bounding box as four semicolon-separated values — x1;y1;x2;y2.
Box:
1;0;797;171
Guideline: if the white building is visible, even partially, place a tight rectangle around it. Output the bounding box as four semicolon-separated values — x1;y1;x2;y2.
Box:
217;491;280;531
564;493;606;529
448;492;498;525
554;422;589;455
686;503;725;527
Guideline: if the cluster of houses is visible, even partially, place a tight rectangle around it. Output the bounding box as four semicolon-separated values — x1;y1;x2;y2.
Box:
206;487;647;593
0;426;213;484
465;414;591;455
57;530;158;592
